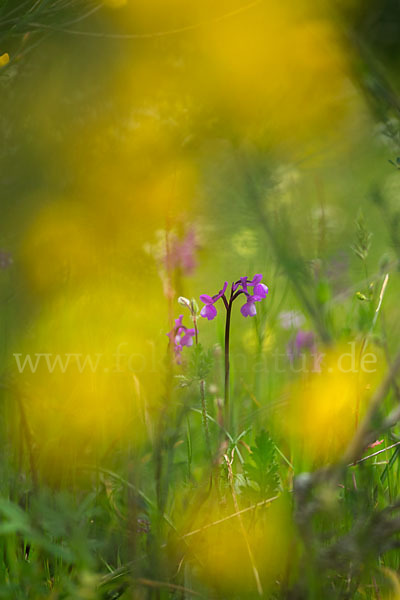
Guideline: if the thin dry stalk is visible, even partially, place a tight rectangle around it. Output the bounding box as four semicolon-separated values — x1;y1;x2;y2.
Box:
224;450;263;596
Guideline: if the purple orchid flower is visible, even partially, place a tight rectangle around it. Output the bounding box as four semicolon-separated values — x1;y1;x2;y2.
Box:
167;315;196;363
200;282;228;320
287;330;316;362
200;275;268;320
199;273;269;426
240;295;259;317
239;275;269;317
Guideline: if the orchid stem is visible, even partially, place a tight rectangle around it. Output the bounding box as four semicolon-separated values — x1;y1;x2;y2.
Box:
224;299;232;429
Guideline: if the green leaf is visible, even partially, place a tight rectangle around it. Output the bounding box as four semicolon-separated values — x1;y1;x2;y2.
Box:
188;344;213;381
241;430;280;498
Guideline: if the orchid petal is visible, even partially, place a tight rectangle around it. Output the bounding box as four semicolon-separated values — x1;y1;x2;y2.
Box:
240;300;257;317
232;281;241;292
181;330;195;347
249;274;263;285
200;294;214;304
240;276;248;291
254;283;268;298
175;315;184;328
200;304;217;320
213;281;228;301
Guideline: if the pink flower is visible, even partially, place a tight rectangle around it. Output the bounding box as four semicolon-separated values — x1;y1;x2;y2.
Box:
167;228;198;276
368;439;384;449
167;315;196;363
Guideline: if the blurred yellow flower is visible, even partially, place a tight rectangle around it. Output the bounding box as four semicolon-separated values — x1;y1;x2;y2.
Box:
283;342;383;465
11;283;166;483
0;53;9;68
20;200;98;294
195;3;357;146
177;493;294;594
381;567;400;600
103;0;127;7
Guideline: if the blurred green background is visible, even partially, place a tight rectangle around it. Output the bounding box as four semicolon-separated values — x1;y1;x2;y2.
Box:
1;1;400;598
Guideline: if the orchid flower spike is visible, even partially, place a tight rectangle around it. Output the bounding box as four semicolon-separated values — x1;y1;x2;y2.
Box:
166;315;196;363
199;274;269;320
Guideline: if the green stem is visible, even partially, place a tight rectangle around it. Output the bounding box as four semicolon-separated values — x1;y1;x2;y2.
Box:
200;379;211;460
224;300;232;429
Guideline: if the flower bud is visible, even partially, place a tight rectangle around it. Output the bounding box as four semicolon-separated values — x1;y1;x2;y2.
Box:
177;296;191;309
